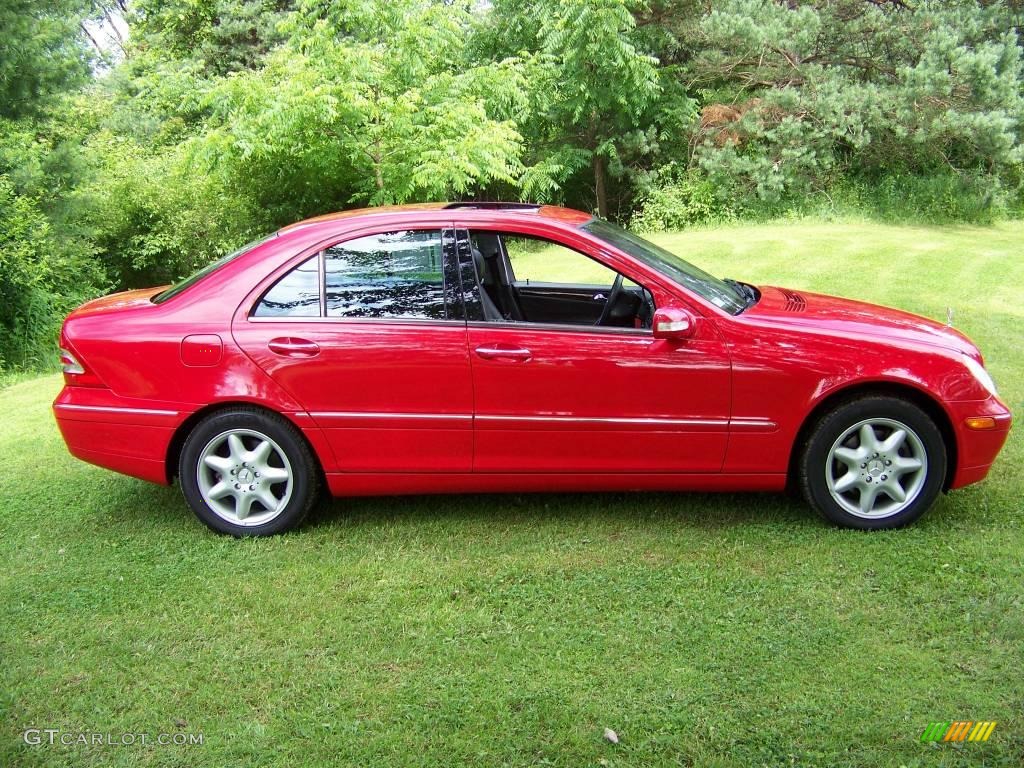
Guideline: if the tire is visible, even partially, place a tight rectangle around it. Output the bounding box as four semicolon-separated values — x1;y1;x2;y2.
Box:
799;395;946;530
178;406;320;536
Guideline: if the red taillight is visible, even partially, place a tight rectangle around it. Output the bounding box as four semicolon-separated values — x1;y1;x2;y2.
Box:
59;345;105;388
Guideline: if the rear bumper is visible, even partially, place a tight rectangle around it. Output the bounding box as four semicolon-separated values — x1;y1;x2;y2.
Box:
948;396;1012;489
53;387;187;485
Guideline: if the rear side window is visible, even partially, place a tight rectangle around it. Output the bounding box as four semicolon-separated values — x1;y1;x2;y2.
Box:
253;255;320;317
324;230;446;320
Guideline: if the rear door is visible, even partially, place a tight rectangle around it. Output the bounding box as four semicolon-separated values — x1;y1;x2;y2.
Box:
458;226;732;474
232;226;474;473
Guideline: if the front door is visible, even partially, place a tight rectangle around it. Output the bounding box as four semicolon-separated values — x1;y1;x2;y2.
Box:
459;228;732;474
233;227;474;473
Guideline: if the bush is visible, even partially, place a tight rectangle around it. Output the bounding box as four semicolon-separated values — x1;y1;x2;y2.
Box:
633;167;740;232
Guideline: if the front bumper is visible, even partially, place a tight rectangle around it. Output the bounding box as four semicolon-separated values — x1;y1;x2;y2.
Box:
947;395;1012;489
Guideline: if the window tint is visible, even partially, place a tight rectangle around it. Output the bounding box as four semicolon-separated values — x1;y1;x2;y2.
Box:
253;255;320;317
325;230;446;320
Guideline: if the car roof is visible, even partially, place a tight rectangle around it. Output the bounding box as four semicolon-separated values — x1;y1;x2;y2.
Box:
277;203;593;234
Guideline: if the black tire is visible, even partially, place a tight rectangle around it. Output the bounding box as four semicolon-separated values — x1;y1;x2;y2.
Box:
799;395;947;530
178;406;320;536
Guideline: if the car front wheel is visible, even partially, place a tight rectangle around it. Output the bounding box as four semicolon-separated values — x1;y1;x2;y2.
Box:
800;395;947;530
178;407;320;536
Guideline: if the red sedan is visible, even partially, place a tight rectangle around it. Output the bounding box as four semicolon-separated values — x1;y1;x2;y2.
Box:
54;203;1011;535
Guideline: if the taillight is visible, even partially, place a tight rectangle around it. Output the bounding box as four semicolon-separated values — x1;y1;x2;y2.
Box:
59;345;105;387
60;348;85;375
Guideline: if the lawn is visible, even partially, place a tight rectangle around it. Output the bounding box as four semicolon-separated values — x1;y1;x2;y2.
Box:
1;220;1022;767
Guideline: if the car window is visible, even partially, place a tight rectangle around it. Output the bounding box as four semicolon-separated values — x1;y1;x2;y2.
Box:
584;219;746;314
504;236;617;286
253;255;320;317
502;235;640;290
325;230;447;320
466;231;653;330
153;233;277;304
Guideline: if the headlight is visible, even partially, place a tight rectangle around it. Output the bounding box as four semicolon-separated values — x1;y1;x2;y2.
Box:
963;355;997;396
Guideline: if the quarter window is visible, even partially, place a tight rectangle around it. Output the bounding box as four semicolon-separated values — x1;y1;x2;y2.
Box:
325;230;447;320
253;255;320;317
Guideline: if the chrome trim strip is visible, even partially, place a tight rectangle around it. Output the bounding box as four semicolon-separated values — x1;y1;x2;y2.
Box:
466;320;651;337
307;411;776;429
729;418;778;431
309;411;472;421
246;316;467;326
305;411;774;430
476;414;729;426
54;404;179;417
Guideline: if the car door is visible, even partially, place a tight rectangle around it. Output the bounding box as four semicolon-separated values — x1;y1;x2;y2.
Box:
232;226;474;473
458;226;732;474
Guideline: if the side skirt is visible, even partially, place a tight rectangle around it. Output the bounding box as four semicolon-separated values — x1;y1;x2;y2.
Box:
325;472;787;497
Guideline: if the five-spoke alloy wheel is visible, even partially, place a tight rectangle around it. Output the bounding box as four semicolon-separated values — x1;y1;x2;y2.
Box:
800;395;946;529
179;407;320;536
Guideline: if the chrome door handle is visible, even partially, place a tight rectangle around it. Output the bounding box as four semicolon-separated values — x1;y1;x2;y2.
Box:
268;337;320;357
474;346;532;361
593;293;608;301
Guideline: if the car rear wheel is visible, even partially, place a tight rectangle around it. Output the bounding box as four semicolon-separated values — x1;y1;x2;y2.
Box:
800;395;946;530
178;407;320;536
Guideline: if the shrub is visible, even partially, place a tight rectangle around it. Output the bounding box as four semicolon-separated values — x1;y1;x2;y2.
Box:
633;167;740;232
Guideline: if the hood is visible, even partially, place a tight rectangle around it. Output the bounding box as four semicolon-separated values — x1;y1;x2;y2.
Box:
67;286;168;319
746;286;982;361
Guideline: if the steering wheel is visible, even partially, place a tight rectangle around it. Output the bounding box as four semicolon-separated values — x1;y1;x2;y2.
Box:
595;273;624;327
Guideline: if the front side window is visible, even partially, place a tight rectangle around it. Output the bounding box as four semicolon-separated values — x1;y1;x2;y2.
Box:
503;234;621;287
325;230;446;320
464;230;654;329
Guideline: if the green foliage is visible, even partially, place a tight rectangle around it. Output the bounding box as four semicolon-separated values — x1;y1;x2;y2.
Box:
0;177;62;370
0;0;92;119
482;0;696;215
3;0;1024;376
688;0;1024;204
129;0;293;76
195;0;526;209
633;165;739;231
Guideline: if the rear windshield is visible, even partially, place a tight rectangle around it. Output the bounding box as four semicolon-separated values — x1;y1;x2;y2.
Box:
151;234;277;304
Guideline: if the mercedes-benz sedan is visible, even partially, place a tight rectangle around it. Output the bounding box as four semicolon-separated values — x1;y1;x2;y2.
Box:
54;203;1012;535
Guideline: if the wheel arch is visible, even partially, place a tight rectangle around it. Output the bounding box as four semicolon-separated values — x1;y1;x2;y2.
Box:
166;401;326;485
787;381;958;492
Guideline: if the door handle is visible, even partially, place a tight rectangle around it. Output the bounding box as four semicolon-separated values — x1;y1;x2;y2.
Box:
268;337;320;357
474;345;532;361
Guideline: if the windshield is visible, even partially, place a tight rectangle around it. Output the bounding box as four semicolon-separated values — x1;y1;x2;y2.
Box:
151;234;277;304
583;220;747;314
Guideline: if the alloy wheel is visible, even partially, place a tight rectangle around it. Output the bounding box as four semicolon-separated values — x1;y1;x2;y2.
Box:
825;418;928;519
196;429;293;526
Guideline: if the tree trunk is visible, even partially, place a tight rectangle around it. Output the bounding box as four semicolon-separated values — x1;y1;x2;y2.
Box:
593;153;608;218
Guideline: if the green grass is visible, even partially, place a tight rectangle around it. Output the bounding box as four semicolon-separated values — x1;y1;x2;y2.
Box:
2;221;1022;767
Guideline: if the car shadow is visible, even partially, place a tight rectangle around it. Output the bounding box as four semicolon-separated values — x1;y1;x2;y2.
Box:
302;488;814;533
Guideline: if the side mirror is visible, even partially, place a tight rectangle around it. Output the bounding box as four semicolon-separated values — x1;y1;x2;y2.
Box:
652;307;696;340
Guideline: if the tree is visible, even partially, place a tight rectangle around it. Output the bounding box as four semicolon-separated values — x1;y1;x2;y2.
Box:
685;0;1024;202
0;0;92;118
196;0;525;209
478;0;694;217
